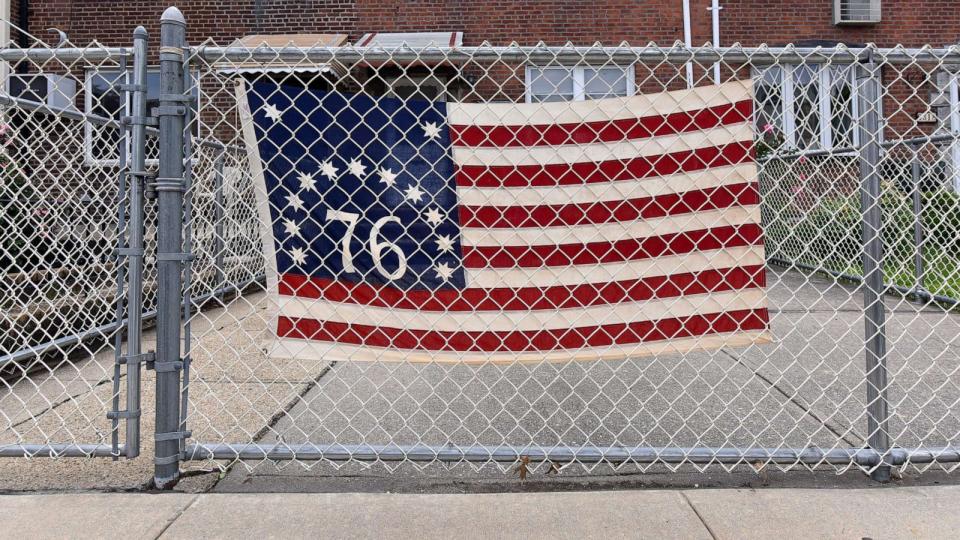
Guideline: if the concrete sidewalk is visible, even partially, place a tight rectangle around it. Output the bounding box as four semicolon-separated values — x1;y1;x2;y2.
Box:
2;485;959;539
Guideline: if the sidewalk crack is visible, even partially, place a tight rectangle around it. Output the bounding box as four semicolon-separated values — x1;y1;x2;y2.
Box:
680;491;718;540
721;349;864;447
154;493;200;539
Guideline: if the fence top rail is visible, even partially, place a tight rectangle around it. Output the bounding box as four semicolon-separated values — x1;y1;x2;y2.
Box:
2;44;956;66
0;46;130;62
191;43;960;66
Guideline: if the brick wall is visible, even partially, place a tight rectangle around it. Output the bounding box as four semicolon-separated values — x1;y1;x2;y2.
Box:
10;1;959;153
16;0;960;48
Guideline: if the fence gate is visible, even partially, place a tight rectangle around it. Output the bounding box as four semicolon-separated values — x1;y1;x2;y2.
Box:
4;7;960;490
0;28;150;459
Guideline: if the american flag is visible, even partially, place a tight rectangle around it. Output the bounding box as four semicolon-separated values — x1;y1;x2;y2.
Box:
239;79;770;363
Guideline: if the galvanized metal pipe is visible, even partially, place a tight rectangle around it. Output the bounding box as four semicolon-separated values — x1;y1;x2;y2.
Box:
123;25;149;460
192;45;960;66
0;46;129;62
109;49;130;459
154;6;187;489
212;151;226;299
178;51;196;457
182;443;959;466
857;60;892;482
0;444;123;458
910;144;927;299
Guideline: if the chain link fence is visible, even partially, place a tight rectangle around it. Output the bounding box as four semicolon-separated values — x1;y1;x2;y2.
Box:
2;9;960;486
175;40;960;480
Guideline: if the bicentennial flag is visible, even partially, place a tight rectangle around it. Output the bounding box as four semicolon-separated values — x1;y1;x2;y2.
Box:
238;78;771;363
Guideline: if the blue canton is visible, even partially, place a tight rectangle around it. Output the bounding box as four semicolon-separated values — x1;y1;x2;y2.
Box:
248;81;466;291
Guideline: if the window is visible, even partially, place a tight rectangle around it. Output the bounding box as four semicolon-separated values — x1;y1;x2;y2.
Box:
754;64;862;153
525;66;635;103
84;68;198;165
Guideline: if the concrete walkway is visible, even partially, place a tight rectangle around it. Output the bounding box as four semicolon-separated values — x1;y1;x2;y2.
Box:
2;485;959;539
2;267;960;492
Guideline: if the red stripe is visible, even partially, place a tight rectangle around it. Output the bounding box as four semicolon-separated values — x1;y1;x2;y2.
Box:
450;100;753;148
456;141;753;188
462;223;763;269
460;182;759;229
279;265;767;311
276;309;770;352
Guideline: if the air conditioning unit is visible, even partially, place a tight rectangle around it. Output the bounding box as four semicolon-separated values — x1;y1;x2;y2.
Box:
5;73;78;111
833;0;881;25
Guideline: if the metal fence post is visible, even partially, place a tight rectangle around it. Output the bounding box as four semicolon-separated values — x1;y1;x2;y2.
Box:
154;6;188;489
123;25;149;459
910;143;926;299
108;50;130;459
213;150;226;299
857;56;892;482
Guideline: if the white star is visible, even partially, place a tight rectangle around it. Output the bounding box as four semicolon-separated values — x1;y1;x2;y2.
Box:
435;234;455;253
422;121;442;140
285;193;305;212
289;247;307;265
434;262;455;281
282;218;300;237
424;207;443;226
378;167;399;187
347;158;367;178
404;184;425;204
262;103;283;123
297;171;317;192
320;160;339;180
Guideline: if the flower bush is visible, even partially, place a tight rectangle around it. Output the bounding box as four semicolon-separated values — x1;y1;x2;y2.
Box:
755;123;785;160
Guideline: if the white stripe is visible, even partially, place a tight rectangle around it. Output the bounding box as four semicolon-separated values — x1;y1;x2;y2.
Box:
451;123;752;167
460;206;760;247
269;329;773;364
447;79;753;127
458;163;756;207
463;245;764;288
278;289;767;333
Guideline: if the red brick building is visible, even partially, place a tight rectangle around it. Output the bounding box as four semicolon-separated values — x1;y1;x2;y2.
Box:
6;1;960;167
9;1;959;49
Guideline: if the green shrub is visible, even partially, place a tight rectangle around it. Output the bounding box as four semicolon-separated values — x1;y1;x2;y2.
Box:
922;189;960;249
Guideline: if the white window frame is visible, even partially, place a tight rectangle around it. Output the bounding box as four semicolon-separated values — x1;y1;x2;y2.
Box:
84;68;132;167
756;64;875;154
524;65;636;103
948;73;960;192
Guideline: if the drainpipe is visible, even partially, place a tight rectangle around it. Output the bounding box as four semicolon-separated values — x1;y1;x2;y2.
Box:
253;0;264;33
682;0;693;88
707;0;722;84
0;1;8;46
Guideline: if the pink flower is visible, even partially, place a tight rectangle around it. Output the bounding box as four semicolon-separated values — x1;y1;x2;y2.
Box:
799;173;807;181
762;123;775;134
798;155;807;163
791;185;802;195
0;124;8;136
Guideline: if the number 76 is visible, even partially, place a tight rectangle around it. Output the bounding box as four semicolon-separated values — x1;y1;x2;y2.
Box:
325;209;408;280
